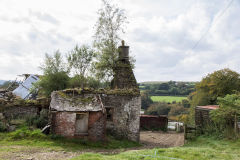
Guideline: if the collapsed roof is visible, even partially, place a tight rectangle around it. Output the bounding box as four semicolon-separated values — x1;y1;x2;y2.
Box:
12;74;39;99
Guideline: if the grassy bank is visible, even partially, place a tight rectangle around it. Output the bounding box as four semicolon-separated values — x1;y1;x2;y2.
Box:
0;128;140;152
1;128;240;160
151;96;187;103
72;136;240;160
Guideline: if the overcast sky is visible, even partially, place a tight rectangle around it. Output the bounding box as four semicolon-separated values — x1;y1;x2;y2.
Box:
0;0;239;82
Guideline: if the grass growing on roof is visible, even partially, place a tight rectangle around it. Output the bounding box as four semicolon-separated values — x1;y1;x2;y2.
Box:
151;96;187;103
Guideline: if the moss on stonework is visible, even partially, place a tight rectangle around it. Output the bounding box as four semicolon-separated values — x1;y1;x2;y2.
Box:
57;91;70;99
96;88;140;96
57;90;94;105
73;97;93;104
0;98;49;112
112;59;138;89
57;88;140;99
115;63;132;68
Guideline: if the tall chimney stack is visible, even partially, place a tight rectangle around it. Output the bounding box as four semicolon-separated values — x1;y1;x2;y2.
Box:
118;40;129;60
111;40;138;90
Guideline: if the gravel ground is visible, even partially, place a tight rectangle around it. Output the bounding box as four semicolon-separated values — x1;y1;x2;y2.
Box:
140;131;184;148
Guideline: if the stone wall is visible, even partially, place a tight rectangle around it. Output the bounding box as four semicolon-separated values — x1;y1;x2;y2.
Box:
3;106;39;120
111;44;138;89
0;98;49;120
102;94;141;142
50;91;102;112
112;60;138;89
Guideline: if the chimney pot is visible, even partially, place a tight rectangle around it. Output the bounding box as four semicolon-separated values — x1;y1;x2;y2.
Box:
118;40;129;60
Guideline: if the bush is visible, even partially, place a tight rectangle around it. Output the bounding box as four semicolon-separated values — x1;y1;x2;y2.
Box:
146;102;170;115
25;115;37;126
8;127;46;140
168;105;188;116
68;76;102;89
35;51;70;97
0;122;7;132
25;110;48;129
141;92;153;110
177;114;191;124
209;94;240;139
182;99;190;108
36;71;70;97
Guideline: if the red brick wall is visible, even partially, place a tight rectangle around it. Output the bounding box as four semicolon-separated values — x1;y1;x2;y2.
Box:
140;115;168;130
88;111;106;141
51;112;76;137
51;111;106;141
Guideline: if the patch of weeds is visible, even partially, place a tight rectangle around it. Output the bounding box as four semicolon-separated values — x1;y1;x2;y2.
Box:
10;119;25;126
46;135;141;151
157;149;165;153
49;134;64;140
1;125;141;151
7;127;46;140
103;136;141;149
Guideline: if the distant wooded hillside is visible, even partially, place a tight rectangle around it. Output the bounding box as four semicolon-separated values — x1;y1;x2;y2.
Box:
139;81;197;96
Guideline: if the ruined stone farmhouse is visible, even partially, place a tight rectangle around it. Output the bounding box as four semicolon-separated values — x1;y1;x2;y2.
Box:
50;42;141;142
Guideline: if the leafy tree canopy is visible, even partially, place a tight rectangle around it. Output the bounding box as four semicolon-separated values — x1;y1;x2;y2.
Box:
146;102;171;116
211;94;240;125
67;45;96;88
94;0;134;82
35;51;70;97
210;94;240;137
190;68;240;107
141;92;153;110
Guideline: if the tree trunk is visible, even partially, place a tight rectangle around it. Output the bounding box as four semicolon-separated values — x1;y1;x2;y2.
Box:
234;114;238;134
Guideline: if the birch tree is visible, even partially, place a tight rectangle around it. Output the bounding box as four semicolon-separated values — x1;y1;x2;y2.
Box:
67;45;96;88
94;0;128;81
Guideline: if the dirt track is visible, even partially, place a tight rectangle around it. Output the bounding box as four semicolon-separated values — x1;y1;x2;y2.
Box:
140;131;184;148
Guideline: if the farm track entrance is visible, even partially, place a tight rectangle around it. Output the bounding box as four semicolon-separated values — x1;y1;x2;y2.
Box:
140;131;184;148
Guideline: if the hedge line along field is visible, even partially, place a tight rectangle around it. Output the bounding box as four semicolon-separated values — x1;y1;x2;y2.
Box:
151;96;187;103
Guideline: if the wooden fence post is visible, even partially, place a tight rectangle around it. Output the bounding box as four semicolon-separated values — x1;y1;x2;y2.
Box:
184;124;187;141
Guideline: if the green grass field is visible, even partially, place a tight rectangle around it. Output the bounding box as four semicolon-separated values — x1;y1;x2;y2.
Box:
151;96;187;103
1;131;240;160
1;126;240;160
72;136;240;160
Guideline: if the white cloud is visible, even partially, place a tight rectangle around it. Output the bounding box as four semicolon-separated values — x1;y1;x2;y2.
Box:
0;0;239;82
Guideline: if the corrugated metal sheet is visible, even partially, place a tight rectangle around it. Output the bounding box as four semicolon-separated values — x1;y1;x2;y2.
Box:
12;75;39;99
196;105;219;110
